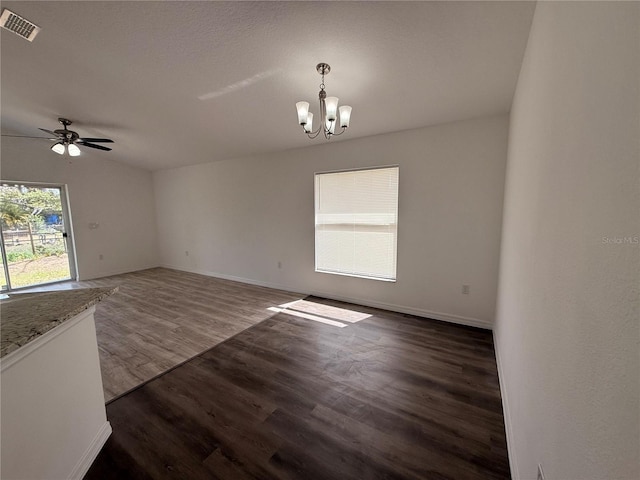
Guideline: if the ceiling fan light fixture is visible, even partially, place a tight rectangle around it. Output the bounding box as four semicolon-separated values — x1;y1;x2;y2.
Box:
1;118;115;156
67;143;81;157
51;142;65;155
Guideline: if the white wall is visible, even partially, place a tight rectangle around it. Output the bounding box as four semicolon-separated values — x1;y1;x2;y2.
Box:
1;139;159;280
154;114;508;327
495;3;639;480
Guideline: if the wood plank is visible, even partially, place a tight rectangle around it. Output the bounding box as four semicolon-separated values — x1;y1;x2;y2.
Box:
69;267;304;401
85;295;510;479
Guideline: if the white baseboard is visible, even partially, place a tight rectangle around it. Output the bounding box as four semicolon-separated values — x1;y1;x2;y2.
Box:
79;263;161;281
308;291;493;330
68;421;112;480
159;263;308;295
493;330;517;479
160;264;492;330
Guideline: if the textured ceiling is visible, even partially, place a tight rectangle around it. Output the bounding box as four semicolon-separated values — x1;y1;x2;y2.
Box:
1;1;535;171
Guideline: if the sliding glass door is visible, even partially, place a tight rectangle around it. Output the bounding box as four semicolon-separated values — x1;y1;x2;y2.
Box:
0;182;76;290
0;235;9;291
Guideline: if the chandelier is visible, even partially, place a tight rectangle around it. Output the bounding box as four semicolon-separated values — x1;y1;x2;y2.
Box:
295;63;352;140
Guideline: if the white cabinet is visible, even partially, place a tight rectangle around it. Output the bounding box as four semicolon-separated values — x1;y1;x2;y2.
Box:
1;305;111;480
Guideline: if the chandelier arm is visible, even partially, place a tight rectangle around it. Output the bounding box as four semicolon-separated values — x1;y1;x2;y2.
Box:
304;119;323;138
303;119;323;138
323;125;334;140
306;127;323;139
330;127;348;137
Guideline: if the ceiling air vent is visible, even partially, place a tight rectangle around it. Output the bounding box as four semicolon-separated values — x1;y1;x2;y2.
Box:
0;9;40;42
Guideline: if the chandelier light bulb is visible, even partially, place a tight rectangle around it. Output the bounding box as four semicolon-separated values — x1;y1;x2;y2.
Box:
339;106;352;128
326;118;336;135
325;97;339;122
304;112;313;133
296;101;310;126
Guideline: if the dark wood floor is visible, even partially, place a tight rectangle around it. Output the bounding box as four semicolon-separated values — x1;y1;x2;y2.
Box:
85;296;510;480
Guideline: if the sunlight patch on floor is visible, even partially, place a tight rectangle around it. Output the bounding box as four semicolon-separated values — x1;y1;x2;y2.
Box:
268;299;372;328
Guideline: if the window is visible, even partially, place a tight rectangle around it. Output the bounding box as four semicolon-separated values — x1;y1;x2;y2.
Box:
315;166;399;281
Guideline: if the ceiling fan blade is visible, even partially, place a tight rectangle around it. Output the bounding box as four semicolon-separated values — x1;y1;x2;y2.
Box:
1;134;56;140
77;141;112;151
78;137;114;143
39;128;57;136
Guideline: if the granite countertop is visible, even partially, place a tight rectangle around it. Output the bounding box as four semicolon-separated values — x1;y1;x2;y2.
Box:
0;286;118;358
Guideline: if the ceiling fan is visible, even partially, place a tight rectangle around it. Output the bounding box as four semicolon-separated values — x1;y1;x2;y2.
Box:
2;117;114;156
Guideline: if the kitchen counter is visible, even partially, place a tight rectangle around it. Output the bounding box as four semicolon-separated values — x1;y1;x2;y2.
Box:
0;286;118;358
0;286;117;480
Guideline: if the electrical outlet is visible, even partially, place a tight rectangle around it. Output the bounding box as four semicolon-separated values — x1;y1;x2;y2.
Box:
277;261;282;269
185;250;189;257
537;464;545;480
462;284;470;295
98;254;103;261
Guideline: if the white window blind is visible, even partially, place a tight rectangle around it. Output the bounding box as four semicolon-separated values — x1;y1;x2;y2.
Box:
315;166;399;281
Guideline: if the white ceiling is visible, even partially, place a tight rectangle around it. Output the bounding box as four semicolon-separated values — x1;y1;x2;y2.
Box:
1;1;535;171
